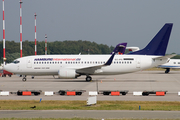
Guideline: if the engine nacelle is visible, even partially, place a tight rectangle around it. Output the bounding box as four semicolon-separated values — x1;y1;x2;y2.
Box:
58;69;80;79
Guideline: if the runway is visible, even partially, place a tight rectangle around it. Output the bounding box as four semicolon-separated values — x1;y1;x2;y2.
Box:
0;110;180;119
0;71;180;101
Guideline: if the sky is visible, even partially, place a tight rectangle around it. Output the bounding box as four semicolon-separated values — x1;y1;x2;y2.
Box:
0;0;180;54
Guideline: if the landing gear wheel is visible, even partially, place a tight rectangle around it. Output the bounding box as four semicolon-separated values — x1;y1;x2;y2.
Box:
165;68;170;73
86;76;92;82
22;77;26;82
32;76;34;79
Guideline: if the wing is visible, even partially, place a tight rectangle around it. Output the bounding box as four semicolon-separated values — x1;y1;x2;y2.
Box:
76;52;115;75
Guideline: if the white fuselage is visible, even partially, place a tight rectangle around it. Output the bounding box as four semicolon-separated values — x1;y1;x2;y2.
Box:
4;54;168;76
158;59;180;68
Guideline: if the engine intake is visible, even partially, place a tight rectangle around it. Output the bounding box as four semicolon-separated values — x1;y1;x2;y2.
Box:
58;69;80;79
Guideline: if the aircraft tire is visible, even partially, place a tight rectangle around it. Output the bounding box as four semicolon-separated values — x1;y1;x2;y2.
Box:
86;76;92;82
22;77;26;82
165;68;170;73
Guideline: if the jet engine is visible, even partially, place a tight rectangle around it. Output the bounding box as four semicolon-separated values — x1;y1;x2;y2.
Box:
58;69;80;79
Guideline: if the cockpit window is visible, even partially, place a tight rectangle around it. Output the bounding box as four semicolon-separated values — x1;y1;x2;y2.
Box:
13;60;20;64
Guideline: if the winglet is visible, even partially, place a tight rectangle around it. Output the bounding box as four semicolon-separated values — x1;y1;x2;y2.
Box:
104;52;116;65
105;43;127;65
128;23;173;56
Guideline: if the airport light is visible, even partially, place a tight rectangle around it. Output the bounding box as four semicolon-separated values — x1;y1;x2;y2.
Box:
2;0;5;62
34;13;37;55
45;34;47;55
19;0;23;57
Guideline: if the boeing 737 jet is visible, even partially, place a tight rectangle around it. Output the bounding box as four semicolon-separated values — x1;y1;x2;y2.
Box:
4;23;175;82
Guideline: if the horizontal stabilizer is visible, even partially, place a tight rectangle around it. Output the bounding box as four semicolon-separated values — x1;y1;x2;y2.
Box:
153;54;177;60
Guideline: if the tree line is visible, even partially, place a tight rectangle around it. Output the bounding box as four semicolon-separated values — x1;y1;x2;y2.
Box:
1;40;180;64
0;40;115;63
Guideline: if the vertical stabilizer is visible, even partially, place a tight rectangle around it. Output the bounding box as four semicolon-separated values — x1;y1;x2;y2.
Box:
111;43;127;54
129;23;173;56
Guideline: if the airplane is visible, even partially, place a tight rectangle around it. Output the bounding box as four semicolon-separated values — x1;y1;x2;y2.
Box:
126;47;140;53
158;59;180;73
3;23;175;82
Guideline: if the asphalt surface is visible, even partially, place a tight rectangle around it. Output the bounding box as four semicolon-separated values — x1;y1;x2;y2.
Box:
0;70;180;119
1;71;180;101
0;110;180;119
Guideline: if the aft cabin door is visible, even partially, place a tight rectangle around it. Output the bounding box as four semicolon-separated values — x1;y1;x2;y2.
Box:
27;59;32;68
136;58;141;68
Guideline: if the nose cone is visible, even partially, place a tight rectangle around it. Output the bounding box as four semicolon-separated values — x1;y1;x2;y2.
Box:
3;63;14;73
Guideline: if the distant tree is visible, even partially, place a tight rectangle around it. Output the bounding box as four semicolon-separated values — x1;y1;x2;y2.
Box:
5;52;21;63
0;40;116;63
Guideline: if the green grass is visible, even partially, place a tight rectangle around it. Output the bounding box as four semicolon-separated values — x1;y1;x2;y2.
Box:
0;100;180;111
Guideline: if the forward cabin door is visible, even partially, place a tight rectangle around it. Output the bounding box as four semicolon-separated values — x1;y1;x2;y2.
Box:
136;58;141;68
27;58;32;68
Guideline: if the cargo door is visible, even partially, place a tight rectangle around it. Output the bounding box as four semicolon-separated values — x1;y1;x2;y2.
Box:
27;58;32;68
136;58;141;68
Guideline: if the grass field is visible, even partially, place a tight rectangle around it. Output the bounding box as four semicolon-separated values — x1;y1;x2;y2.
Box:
0;100;180;111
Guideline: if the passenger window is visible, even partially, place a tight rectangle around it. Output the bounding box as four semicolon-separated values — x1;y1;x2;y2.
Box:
174;62;176;64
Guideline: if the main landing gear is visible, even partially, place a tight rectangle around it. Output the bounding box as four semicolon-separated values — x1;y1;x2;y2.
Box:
86;76;92;82
165;68;170;73
22;75;27;82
